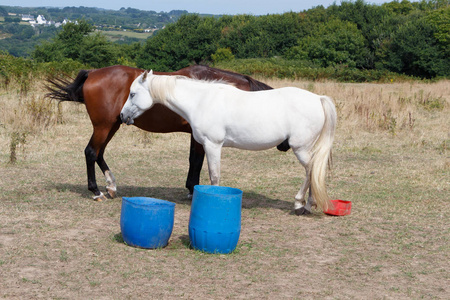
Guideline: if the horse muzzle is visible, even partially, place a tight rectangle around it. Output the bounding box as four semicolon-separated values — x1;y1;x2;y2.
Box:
120;112;134;125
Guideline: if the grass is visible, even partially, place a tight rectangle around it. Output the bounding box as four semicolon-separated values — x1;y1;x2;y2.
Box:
102;30;153;42
0;78;448;298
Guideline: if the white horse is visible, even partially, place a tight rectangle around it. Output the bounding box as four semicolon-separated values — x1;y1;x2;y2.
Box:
120;71;337;215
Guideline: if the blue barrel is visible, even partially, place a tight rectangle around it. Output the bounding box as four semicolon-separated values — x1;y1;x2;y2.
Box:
120;197;175;249
189;185;243;254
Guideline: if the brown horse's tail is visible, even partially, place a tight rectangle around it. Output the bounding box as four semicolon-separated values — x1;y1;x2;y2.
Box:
45;69;91;103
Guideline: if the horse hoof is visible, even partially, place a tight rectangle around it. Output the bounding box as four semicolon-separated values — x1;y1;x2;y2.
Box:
187;193;193;200
295;207;311;216
106;187;116;199
93;193;107;202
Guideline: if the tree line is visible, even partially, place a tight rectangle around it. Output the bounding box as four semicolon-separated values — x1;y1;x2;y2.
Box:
2;0;449;81
136;0;449;79
0;5;187;57
1;5;187;28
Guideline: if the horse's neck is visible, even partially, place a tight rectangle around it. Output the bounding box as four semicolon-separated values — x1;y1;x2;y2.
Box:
149;75;176;104
154;78;202;123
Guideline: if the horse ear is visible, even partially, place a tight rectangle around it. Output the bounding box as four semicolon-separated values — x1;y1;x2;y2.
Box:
149;70;153;75
141;70;148;82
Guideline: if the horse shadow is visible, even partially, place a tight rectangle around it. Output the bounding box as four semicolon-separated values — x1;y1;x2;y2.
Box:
49;183;294;212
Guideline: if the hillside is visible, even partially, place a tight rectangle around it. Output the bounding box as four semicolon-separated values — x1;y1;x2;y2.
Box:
0;1;448;80
0;5;194;56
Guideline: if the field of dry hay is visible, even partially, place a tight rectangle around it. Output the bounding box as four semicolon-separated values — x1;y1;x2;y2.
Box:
0;77;448;299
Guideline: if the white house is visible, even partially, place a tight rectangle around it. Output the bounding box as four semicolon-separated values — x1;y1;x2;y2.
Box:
21;14;35;22
21;14;72;27
36;15;47;25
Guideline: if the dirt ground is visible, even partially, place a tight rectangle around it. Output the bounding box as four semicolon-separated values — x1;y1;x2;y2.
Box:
0;79;448;299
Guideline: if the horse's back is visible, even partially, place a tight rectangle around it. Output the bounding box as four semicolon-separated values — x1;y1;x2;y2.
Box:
245;87;326;134
184;83;325;150
175;65;272;91
222;85;324;115
84;65;143;97
82;66;142;122
83;65;143;102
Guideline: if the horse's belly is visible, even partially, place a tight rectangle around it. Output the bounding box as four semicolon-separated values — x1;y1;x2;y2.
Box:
223;140;284;151
222;129;287;151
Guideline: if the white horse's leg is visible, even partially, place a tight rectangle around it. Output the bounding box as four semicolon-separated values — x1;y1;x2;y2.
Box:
302;188;317;213
203;141;223;186
293;149;313;215
294;170;312;215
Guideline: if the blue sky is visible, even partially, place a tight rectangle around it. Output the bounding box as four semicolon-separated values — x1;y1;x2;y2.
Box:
2;0;400;15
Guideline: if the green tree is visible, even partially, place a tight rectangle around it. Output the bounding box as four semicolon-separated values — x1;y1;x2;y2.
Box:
32;20;120;68
32;40;66;62
329;0;392;68
216;13;306;59
285;18;367;68
382;12;449;78
383;0;415;15
32;20;93;63
0;7;8;17
54;20;94;60
137;15;221;71
426;6;450;58
4;16;21;23
217;15;257;58
116;42;142;67
78;32;119;68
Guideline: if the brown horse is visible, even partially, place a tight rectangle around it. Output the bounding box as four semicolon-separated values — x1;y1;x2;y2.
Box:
46;65;290;201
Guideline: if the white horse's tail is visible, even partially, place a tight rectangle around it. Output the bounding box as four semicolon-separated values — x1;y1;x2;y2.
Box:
310;96;337;211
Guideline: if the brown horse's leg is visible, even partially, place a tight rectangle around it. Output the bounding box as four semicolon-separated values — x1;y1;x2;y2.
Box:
185;135;205;197
85;142;105;201
85;122;120;201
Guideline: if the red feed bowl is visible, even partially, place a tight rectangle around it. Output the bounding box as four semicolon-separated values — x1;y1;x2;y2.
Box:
324;199;352;216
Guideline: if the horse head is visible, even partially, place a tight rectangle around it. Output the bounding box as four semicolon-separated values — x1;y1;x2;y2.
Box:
120;70;154;125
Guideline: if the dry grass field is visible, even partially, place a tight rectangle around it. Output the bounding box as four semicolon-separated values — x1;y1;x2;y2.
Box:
0;76;448;299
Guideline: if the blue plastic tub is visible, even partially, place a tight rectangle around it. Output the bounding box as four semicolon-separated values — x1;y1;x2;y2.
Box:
120;197;175;249
188;185;243;254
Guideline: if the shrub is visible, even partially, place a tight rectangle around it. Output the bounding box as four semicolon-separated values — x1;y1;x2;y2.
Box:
211;48;235;63
214;58;413;82
0;52;35;92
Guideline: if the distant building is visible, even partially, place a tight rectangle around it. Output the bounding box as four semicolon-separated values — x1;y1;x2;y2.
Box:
36;15;47;25
20;14;72;27
21;14;35;22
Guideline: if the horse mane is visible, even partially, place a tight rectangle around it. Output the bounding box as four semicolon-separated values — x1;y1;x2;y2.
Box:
185;64;271;91
148;74;233;105
148;74;179;104
245;75;273;91
190;72;234;87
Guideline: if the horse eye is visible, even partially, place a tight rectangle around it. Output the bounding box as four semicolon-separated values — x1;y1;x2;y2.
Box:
130;93;135;99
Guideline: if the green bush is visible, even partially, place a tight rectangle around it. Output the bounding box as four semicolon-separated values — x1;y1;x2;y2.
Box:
0;52;35;90
0;53;86;91
215;58;413;82
211;48;235;63
36;59;88;78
